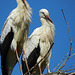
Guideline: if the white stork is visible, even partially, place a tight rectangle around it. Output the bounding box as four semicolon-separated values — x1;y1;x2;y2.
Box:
0;0;32;75
22;9;55;74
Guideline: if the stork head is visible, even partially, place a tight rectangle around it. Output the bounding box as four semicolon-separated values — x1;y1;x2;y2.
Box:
39;9;53;24
17;0;27;9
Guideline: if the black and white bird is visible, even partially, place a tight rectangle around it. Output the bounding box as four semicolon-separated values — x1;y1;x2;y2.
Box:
0;0;31;75
22;9;55;74
0;27;14;75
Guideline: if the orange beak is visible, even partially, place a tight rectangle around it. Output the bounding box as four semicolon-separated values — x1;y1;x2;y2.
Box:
46;15;53;23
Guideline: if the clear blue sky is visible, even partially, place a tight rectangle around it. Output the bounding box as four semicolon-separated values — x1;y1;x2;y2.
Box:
0;0;75;75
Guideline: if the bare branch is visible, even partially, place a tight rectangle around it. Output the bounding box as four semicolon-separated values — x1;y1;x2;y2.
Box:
70;53;75;58
52;51;69;72
67;64;75;70
61;9;72;56
69;72;75;75
56;9;73;73
61;9;72;44
60;68;75;73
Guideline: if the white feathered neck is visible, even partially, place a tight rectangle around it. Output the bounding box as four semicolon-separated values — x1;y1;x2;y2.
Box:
9;0;32;25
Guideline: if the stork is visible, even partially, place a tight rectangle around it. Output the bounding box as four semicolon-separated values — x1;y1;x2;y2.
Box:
0;0;32;75
22;9;55;75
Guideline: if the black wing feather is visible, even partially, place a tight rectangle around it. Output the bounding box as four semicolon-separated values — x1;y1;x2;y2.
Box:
1;27;14;75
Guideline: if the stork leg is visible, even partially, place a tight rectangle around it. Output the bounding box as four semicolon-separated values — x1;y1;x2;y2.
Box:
23;50;31;75
46;64;51;73
16;50;23;75
39;65;42;75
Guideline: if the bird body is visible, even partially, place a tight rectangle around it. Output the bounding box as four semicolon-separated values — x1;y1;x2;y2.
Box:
0;0;31;74
22;9;55;74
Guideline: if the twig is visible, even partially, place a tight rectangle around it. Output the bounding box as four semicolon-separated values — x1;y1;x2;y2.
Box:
53;49;74;72
69;72;75;75
61;9;72;44
57;9;72;73
24;42;54;75
57;53;75;73
66;64;75;71
70;53;75;58
61;9;72;56
60;68;75;73
52;51;69;72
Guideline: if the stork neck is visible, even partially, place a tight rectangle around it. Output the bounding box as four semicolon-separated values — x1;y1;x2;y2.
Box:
40;18;55;30
40;18;50;26
16;0;24;7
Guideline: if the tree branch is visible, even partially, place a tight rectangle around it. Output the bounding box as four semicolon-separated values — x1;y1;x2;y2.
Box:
56;9;73;73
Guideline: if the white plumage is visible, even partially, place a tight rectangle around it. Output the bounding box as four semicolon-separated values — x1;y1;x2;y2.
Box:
0;0;31;75
22;9;55;74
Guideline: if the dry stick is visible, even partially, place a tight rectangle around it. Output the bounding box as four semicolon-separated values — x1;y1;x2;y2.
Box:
59;53;75;73
57;9;72;73
16;50;23;75
24;42;54;75
67;64;75;70
52;51;69;72
60;68;75;73
57;53;75;73
61;9;72;56
70;72;75;75
53;49;74;72
65;62;75;71
69;53;75;59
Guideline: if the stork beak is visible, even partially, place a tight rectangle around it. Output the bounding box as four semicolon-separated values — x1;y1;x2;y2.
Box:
22;0;25;4
46;15;53;23
22;0;27;8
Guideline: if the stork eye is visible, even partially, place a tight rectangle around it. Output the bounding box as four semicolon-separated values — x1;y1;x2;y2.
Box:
41;12;45;16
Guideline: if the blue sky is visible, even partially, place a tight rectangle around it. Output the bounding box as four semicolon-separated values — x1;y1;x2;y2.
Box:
0;0;75;75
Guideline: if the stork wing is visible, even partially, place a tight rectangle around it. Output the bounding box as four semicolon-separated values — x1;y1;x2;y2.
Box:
1;11;14;43
22;35;41;74
0;27;14;54
1;27;14;52
24;35;40;58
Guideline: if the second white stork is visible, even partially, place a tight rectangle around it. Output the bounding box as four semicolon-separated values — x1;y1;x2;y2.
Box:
0;0;32;75
22;9;55;74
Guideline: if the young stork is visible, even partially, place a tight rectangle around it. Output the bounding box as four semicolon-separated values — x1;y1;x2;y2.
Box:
22;9;55;74
0;0;31;75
